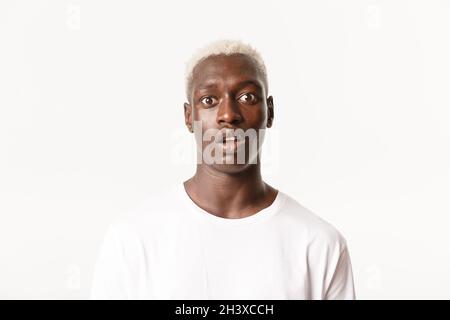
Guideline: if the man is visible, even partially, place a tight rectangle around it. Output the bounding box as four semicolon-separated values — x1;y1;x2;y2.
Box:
91;39;356;299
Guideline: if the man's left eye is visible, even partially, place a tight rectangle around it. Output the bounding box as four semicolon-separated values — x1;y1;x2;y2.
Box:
238;93;258;104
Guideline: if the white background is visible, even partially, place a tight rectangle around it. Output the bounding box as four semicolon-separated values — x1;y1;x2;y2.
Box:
1;0;449;299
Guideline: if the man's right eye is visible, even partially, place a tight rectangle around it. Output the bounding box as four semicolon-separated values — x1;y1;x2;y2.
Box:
200;96;218;106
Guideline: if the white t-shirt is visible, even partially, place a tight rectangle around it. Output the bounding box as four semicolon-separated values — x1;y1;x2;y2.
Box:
91;183;355;300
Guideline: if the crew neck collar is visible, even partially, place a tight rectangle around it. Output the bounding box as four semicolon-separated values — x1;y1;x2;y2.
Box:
176;182;286;226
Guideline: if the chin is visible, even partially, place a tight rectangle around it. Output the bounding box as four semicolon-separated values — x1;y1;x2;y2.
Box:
210;162;253;175
209;152;260;174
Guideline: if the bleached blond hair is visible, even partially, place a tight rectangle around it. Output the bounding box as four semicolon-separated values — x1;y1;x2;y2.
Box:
185;39;269;102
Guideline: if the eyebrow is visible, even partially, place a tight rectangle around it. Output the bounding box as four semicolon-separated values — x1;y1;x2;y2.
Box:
196;79;262;91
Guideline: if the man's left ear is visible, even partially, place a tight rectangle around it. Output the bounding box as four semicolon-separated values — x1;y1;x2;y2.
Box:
266;96;274;128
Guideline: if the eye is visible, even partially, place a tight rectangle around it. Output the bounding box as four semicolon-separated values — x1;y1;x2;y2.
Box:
200;96;218;107
238;93;259;104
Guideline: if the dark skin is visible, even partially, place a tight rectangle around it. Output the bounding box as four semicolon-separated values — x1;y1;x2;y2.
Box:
183;53;277;219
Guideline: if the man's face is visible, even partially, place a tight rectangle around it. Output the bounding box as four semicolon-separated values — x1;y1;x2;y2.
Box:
184;54;274;174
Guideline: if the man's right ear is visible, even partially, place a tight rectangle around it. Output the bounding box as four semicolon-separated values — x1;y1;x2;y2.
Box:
184;102;193;133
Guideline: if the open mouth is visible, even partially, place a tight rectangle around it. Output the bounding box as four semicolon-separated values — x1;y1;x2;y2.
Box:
210;129;247;155
222;136;238;143
216;135;245;154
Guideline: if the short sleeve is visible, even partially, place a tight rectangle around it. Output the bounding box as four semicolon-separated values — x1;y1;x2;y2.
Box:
90;224;130;299
324;245;356;300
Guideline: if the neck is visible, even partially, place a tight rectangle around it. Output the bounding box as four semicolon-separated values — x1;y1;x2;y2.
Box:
184;163;269;218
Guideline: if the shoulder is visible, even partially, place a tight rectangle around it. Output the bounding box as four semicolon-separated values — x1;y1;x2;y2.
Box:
278;191;348;253
107;183;181;241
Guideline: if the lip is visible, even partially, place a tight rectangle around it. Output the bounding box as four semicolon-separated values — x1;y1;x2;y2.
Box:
216;136;245;153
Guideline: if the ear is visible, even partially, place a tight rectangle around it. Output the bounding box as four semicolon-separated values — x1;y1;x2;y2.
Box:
266;96;274;128
184;102;193;133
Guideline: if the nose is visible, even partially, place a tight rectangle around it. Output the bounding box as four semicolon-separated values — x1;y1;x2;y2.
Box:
216;96;242;126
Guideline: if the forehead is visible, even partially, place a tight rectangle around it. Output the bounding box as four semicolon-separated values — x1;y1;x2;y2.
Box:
192;54;264;89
